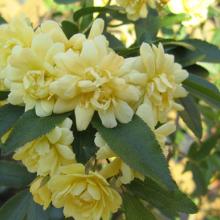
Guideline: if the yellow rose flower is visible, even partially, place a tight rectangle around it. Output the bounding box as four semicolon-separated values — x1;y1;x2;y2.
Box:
168;0;214;26
30;176;52;209
136;43;188;126
95;132;144;185
0;15;34;90
48;163;122;220
13;118;75;176
116;0;160;21
4;20;68;116
50;19;142;131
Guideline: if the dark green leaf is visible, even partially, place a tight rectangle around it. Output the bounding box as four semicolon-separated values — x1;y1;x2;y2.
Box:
188;134;220;161
73;6;110;21
54;0;79;4
47;207;64;220
92;114;175;191
72;123;98;163
128;178;198;218
205;153;220;180
78;1;94;32
0;16;6;24
170;47;205;67
0;91;9;100
183;74;220;109
171;39;220;66
2;110;71;154
73;6;123;21
105;32;124;49
61;21;79;39
183;39;220;63
179;95;202;139
135;8;159;44
185;161;207;196
0;190;31;220
0;190;60;220
161;40;195;50
185;65;209;78
0;104;24;138
115;47;139;57
27;199;49;220
123;192;156;220
0;161;34;188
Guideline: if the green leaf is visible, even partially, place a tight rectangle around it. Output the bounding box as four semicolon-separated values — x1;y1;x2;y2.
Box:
0;16;6;24
27;199;49;220
0;91;9;100
160;13;189;27
179;95;202;139
128;178;198;218
47;207;64;220
161;40;195;50
188;134;220;161
72;123;98;163
123;192;156;220
61;20;79;39
135;8;159;44
185;65;209;78
2;110;71;155
104;32;124;50
183;39;220;63
171;39;220;66
0;190;31;220
115;47;139;58
73;6;125;22
185;161;207;196
54;0;79;4
92;114;175;191
183;74;220;109
0;190;58;220
0;104;24;138
77;1;94;32
0;161;34;188
73;6;112;21
170;47;205;67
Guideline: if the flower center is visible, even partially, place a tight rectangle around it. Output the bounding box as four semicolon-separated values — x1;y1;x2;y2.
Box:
23;70;51;99
78;67;116;110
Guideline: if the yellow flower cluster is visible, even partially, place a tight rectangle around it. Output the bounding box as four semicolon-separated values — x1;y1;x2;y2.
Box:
13;118;122;219
168;0;215;26
0;15;189;220
116;0;168;21
13;118;75;176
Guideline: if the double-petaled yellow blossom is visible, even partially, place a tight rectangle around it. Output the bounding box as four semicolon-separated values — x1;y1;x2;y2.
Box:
4;20;68;116
0;15;34;91
168;0;214;26
13;118;75;176
117;0;151;21
116;0;168;21
48;163;122;220
135;43;188;126
30;176;52;209
50;19;142;131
